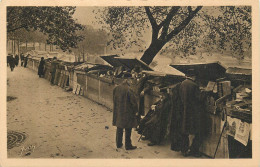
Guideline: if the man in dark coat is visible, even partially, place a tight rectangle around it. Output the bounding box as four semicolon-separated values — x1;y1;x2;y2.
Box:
113;73;138;150
20;53;24;66
170;83;183;152
8;55;15;71
138;93;172;146
38;57;45;78
50;57;58;85
23;55;28;68
15;54;19;66
179;73;202;157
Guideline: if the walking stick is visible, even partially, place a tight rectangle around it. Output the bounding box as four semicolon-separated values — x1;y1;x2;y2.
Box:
138;128;147;142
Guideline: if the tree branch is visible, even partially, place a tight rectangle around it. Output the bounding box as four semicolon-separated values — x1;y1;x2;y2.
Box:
158;6;180;28
144;7;158;30
166;6;202;42
159;6;180;40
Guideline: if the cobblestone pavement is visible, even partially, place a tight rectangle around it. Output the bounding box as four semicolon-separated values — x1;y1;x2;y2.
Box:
7;66;190;159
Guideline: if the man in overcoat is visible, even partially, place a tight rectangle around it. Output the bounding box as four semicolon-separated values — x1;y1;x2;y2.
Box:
113;73;138;150
15;54;19;66
8;54;15;71
20;53;24;66
38;57;45;78
179;72;202;157
50;57;58;85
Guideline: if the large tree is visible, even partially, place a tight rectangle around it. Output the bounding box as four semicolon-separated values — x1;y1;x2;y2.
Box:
7;7;85;51
97;6;251;65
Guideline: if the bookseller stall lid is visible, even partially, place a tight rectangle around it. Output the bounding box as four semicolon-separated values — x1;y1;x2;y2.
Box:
170;61;226;80
100;55;153;71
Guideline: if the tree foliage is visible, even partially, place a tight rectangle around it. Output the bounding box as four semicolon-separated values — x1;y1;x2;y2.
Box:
7;7;85;51
96;6;251;64
199;6;251;59
7;29;48;43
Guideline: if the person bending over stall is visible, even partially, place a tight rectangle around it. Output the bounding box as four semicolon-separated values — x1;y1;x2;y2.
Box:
138;93;172;146
112;73;139;150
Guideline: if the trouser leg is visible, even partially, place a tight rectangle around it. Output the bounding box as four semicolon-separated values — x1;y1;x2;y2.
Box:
125;128;132;147
181;134;189;153
116;127;123;148
190;133;202;153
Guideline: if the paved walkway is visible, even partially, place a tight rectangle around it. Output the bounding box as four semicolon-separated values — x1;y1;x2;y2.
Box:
7;66;188;159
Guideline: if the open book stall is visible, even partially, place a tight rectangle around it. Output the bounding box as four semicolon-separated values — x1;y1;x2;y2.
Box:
171;62;252;158
26;53;252;158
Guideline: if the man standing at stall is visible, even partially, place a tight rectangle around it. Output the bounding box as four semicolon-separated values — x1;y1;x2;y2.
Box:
112;73;138;150
50;57;58;85
179;71;202;157
20;53;24;66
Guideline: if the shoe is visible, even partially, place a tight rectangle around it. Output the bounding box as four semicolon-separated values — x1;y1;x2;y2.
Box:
147;142;156;146
125;145;137;150
189;150;201;157
170;146;181;152
117;144;123;148
181;149;191;157
182;151;189;157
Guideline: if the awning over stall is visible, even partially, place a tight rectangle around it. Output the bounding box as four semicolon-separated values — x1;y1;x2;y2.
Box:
170;61;226;81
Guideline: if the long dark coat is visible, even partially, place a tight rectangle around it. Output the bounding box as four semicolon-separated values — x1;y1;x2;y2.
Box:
8;56;15;69
24;56;28;67
50;60;58;84
38;60;45;76
113;81;138;129
179;78;201;135
170;83;183;151
130;76;149;116
15;55;19;66
145;94;172;144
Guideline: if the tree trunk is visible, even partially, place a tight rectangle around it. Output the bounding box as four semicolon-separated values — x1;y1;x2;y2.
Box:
140;40;165;65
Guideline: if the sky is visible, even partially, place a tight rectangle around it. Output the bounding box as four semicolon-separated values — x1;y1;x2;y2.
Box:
73;7;103;29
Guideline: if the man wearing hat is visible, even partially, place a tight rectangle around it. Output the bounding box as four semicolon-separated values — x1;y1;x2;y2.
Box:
179;69;202;157
112;72;138;150
50;57;58;85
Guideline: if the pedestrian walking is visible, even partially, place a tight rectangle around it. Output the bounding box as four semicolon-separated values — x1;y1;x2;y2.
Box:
15;54;19;66
112;73;138;150
179;72;203;157
9;54;16;71
38;57;45;78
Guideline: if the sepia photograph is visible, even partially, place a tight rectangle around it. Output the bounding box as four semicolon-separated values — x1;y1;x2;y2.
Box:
1;0;259;166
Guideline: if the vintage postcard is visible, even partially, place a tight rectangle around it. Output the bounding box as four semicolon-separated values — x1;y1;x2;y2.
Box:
0;0;259;166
